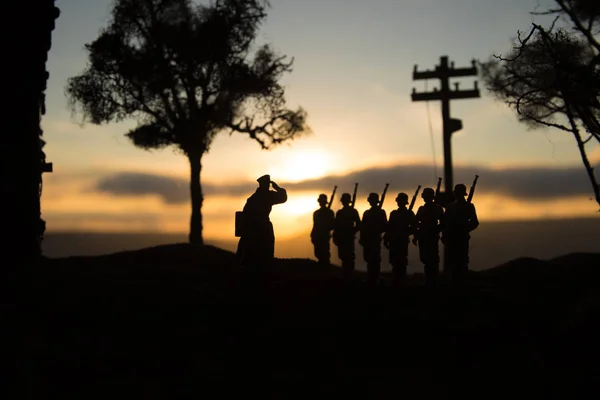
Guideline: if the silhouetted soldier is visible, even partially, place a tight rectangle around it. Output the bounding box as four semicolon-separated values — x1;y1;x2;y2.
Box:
333;193;361;276
238;174;287;277
413;188;444;287
311;194;335;266
384;193;416;286
360;193;387;285
442;183;479;285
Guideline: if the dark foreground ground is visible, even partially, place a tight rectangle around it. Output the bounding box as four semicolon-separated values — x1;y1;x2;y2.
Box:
6;245;600;398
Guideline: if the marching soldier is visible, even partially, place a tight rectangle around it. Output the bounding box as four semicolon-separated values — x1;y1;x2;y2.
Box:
238;174;288;277
442;183;479;286
360;193;388;285
413;187;444;287
311;193;336;266
384;193;417;286
333;193;361;276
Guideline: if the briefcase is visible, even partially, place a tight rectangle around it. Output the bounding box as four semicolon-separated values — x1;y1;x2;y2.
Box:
234;211;243;237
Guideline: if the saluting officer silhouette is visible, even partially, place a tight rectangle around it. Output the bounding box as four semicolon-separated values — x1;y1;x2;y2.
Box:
238;174;287;276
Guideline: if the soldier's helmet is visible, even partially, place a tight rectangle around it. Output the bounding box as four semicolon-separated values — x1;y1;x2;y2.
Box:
367;192;379;203
422;187;435;199
340;193;352;203
396;192;409;204
318;194;328;203
454;183;467;197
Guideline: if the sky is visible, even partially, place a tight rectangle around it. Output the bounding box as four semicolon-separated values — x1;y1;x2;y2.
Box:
42;0;600;241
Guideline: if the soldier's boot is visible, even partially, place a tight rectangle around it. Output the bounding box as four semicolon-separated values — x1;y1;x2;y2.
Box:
452;263;468;288
367;262;380;285
393;264;407;287
424;263;439;287
342;260;352;278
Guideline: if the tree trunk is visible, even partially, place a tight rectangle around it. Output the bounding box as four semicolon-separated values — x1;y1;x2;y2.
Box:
566;108;600;209
188;152;204;245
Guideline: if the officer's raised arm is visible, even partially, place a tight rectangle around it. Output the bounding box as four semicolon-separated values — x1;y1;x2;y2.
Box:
270;180;288;204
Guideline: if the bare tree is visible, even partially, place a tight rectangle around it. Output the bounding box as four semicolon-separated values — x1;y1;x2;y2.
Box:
481;0;600;208
66;0;310;244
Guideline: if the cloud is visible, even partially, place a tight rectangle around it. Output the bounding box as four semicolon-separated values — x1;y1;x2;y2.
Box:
94;162;597;204
96;172;189;204
283;164;595;200
95;172;262;203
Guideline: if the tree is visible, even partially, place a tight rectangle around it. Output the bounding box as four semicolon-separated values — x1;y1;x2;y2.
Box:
66;0;310;244
481;0;600;208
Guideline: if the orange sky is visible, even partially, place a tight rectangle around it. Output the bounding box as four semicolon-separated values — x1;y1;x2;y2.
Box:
41;0;600;239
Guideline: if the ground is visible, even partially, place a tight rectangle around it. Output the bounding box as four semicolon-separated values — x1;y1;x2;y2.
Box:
7;245;600;397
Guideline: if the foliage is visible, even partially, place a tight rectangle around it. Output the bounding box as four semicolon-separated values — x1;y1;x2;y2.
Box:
481;0;600;208
66;0;309;156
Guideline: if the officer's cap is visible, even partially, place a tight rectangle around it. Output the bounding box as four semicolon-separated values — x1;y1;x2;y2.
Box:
454;183;467;196
396;192;409;204
257;174;270;184
422;187;435;198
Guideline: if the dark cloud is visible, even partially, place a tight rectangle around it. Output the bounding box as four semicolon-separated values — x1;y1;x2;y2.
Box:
284;164;596;200
96;172;189;204
95;172;257;203
95;163;597;204
45;212;165;224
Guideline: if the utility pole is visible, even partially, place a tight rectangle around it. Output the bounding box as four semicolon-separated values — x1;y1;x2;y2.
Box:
411;56;480;205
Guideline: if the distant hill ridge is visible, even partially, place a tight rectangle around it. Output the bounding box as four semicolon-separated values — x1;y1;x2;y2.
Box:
44;242;600;284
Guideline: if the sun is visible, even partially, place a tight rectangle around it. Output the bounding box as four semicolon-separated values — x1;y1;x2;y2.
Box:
273;194;319;217
273;150;332;182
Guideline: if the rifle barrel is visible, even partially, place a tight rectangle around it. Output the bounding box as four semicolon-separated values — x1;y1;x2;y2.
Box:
379;183;389;207
467;175;479;203
328;185;337;209
409;185;421;211
351;183;358;208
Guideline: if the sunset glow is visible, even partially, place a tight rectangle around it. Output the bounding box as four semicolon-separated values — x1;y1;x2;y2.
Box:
40;0;600;244
271;150;332;183
272;193;320;217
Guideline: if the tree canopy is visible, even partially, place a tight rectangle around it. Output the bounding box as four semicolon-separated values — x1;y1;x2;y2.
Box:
481;0;600;208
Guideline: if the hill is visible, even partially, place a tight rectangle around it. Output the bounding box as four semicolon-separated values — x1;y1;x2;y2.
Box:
42;217;600;271
10;245;600;397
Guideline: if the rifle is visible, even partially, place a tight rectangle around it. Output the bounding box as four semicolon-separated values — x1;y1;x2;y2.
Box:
467;175;479;203
409;185;421;211
379;183;389;208
351;183;358;208
327;186;337;209
435;177;442;199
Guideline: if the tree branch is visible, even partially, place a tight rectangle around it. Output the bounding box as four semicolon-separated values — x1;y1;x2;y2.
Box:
583;133;594;144
556;0;600;54
228;108;308;149
521;111;573;132
494;25;538;62
565;103;600;208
